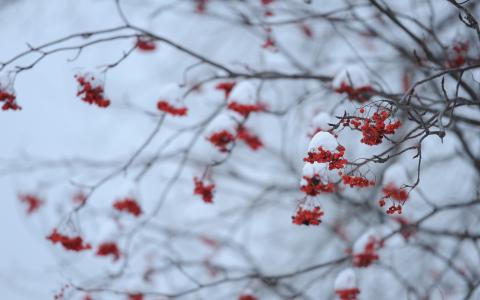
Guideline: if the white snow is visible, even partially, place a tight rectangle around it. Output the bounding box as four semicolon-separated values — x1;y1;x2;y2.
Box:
332;66;369;88
77;72;104;87
307;131;338;152
115;176;141;200
353;228;379;254
228;81;257;104
0;75;14;92
334;268;357;290
205;112;239;136
383;163;408;186
302;162;324;178
158;83;184;104
310;111;334;132
300;162;340;186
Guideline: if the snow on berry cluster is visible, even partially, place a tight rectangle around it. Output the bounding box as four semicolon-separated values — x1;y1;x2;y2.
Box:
226;81;267;117
75;74;111;108
156;83;188;117
308;111;335;137
343;109;401;146
334;268;360;300
378;163;410;214
0;78;21;111
352;229;382;268
191;81;266;205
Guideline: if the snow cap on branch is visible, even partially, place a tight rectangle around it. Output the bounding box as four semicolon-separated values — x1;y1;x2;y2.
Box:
353;228;380;254
158;83;184;103
332;66;369;89
311;111;335;132
308;131;338;152
334;268;357;290
228;81;256;103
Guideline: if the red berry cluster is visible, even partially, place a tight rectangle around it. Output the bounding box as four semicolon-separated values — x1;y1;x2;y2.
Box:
207;129;236;152
261;37;276;50
394;217;415;240
128;293;144;300
353;237;379;267
300;175;335;196
335;81;373;103
379;183;408;214
346;111;401;146
239;295;258;300
208;126;263;153
215;81;236;99
135;37;156;52
303;145;347;170
447;41;468;68
227;101;266;117
18;193;44;214
292;206;324;226
0;89;21;111
341;174;375;188
113;198;143;217
157;100;188;116
335;288;360;300
237;126;263;150
75;75;110;108
47;230;91;252
96;242;121;261
382;183;408;201
193;177;215;204
195;0;208;13
385;203;402;214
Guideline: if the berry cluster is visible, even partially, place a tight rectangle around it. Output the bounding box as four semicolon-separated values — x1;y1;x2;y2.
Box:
157;100;188;116
75;75;110;108
382;183;409;201
447;41;468;68
207;129;236;152
237;126;263;150
208;126;263;153
238;295;257;300
96;242;121;261
215;81;236;99
47;230;91;252
394;217;415;240
0;89;21;111
300;175;335;196
18;193;44;214
341;174;375;188
303;145;347;170
335;288;360;300
335;81;373;103
128;293;144;300
291;206;324;226
193;177;215;204
352;237;379;267
379;183;408;214
113;198;143;217
194;0;208;13
135;37;156;52
345;111;401;146
227;101;266;117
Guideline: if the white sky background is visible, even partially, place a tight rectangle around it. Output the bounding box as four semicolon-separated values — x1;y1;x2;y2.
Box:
0;0;479;299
